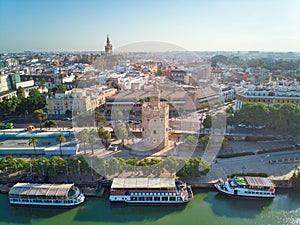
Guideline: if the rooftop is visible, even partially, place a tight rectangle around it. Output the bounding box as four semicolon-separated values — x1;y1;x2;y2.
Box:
235;176;275;187
9;183;74;197
111;177;176;189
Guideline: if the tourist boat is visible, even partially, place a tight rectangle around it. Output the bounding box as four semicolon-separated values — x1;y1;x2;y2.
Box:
214;176;275;199
109;177;193;204
8;183;85;207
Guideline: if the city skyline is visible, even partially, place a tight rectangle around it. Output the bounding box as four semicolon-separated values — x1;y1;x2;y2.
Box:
0;0;300;53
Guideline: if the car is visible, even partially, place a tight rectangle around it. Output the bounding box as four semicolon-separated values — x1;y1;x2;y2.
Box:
255;125;265;129
63;117;72;121
107;144;118;151
237;123;246;128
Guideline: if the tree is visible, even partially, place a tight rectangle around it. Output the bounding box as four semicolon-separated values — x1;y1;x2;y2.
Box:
221;138;229;150
155;69;163;76
65;109;72;117
112;108;124;120
226;106;234;114
199;136;209;150
95;112;106;127
77;129;89;154
163;156;181;176
212;112;226;130
203;114;212;128
235;103;269;126
56;133;66;156
88;129;98;154
49;156;65;177
44;120;57;128
28;137;39;156
17;87;25;97
176;158;210;179
115;123;128;145
33;109;47;130
52;84;66;94
185;135;197;150
98;126;111;148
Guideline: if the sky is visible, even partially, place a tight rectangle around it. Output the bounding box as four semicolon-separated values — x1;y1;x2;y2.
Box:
0;0;300;52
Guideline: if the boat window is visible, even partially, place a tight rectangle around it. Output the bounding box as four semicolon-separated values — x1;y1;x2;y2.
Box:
170;197;176;201
154;197;160;201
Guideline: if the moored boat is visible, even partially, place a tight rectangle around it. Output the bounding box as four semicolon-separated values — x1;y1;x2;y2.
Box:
214;176;275;199
8;183;85;207
109;177;193;204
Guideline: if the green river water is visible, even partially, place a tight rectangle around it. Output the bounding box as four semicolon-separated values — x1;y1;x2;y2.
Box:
0;189;299;225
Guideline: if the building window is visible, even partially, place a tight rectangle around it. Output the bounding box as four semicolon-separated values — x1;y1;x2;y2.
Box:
153;130;156;134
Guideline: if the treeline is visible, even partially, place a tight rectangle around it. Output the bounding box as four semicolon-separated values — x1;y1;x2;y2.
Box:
202;103;300;133
0;155;210;179
0;89;46;115
211;55;300;71
0;156;210;178
235;103;300;133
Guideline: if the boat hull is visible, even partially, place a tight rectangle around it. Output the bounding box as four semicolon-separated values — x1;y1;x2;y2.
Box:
9;201;85;208
9;194;85;207
109;195;192;204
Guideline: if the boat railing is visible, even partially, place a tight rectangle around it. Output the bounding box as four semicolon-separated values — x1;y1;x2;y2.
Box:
68;186;81;199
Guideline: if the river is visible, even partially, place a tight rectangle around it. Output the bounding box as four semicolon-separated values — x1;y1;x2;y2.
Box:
0;189;299;225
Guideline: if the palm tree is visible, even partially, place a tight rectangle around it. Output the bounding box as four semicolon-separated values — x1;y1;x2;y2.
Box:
89;129;97;154
56;133;66;156
28;137;39;156
33;109;47;130
115;123;128;146
77;129;89;154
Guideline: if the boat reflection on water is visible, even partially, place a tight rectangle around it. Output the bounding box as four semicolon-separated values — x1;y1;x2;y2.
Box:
210;191;273;219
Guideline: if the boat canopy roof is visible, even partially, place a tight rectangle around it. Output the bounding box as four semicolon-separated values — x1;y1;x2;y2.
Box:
111;178;176;189
9;183;74;197
235;176;275;187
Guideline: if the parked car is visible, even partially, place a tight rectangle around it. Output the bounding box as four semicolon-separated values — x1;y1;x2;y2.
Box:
255;125;265;129
237;123;246;128
107;144;118;151
63;117;72;121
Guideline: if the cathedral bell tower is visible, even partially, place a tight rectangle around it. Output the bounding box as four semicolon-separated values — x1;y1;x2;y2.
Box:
105;35;113;55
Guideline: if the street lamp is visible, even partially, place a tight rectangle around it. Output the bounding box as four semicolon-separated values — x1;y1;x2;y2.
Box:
30;161;32;174
90;160;93;181
65;160;69;182
15;162;18;173
53;160;56;180
78;160;81;180
42;160;45;177
103;164;107;178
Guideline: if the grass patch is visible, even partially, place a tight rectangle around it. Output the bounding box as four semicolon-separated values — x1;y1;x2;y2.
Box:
217;152;255;158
